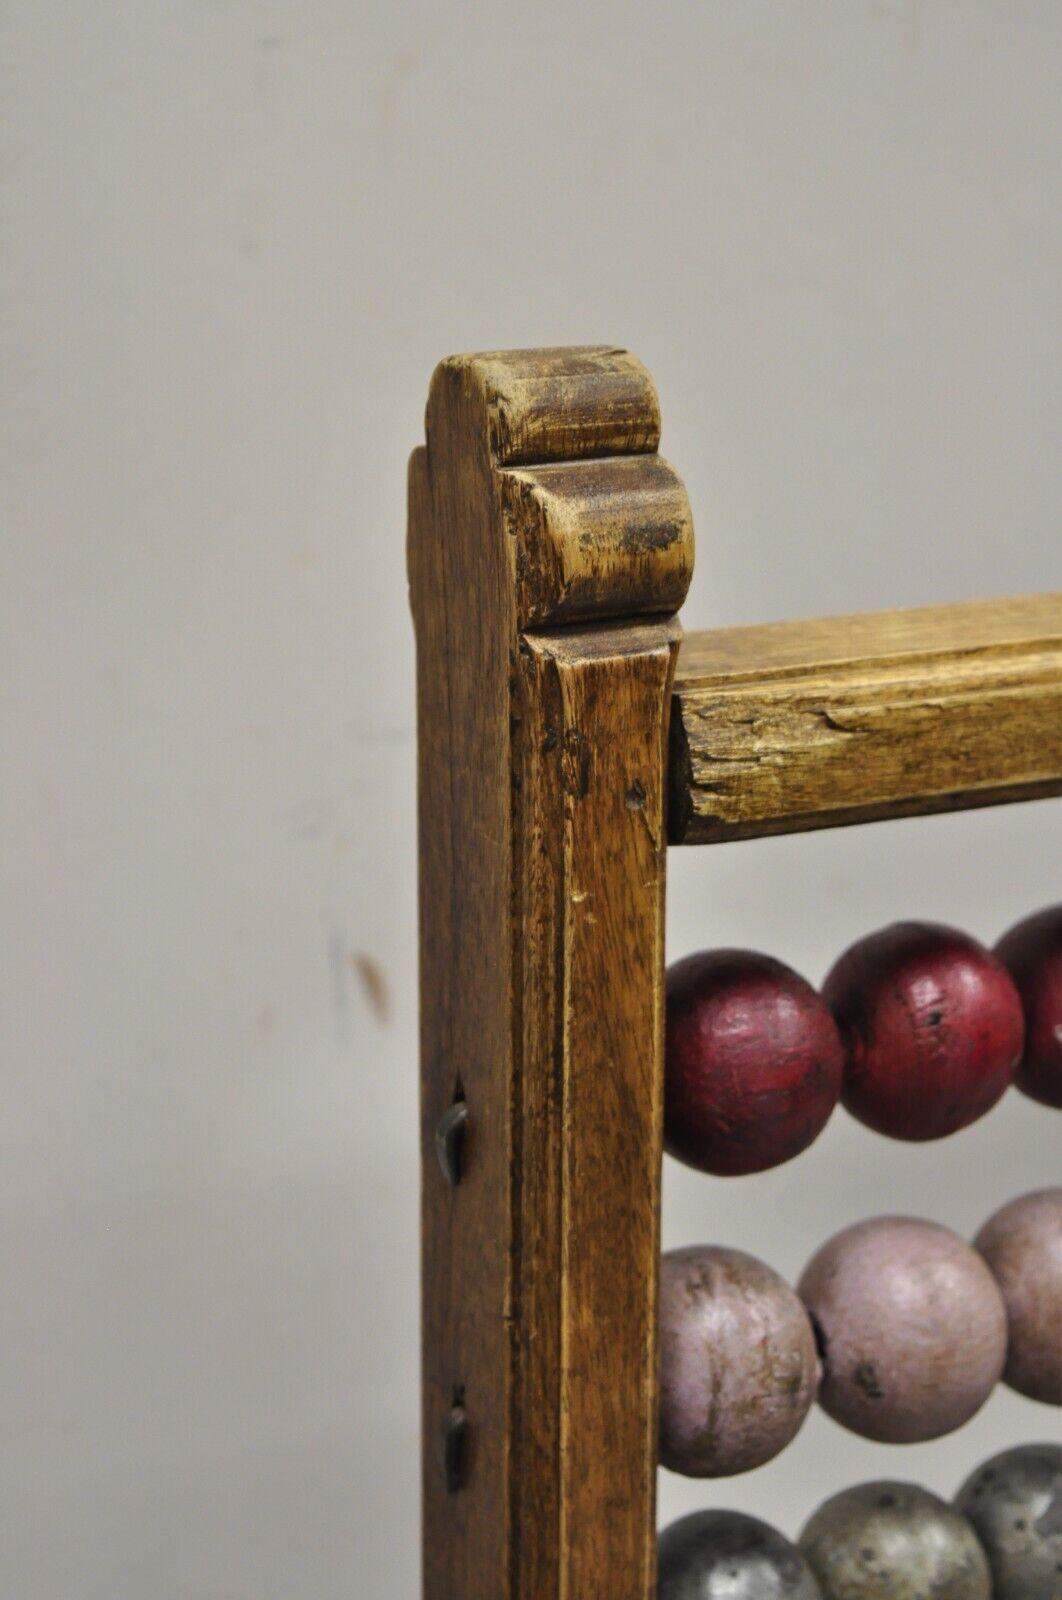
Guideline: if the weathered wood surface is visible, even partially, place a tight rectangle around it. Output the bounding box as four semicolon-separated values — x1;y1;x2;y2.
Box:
670;594;1062;843
501;454;693;627
516;622;678;1600
408;347;690;1600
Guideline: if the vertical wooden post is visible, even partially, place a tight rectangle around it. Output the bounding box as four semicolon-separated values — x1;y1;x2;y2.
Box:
408;349;694;1600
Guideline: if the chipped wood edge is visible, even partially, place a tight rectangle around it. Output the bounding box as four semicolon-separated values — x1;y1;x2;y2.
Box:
670;598;1062;843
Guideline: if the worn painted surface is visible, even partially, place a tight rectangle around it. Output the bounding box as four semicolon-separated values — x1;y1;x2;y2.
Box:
665;949;843;1175
823;921;1024;1141
800;1482;991;1600
798;1217;1007;1443
658;1245;819;1477
956;1443;1062;1600
659;1510;823;1599
996;905;1062;1107
975;1188;1062;1403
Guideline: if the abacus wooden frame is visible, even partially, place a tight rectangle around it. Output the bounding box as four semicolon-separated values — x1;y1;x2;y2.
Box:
407;346;1062;1600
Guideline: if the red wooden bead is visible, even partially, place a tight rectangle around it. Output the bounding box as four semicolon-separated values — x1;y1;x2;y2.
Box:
975;1188;1062;1405
994;904;1062;1109
659;1245;820;1477
823;921;1024;1141
798;1216;1007;1443
665;951;844;1177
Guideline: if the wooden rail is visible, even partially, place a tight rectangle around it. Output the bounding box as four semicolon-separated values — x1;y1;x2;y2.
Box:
669;594;1062;844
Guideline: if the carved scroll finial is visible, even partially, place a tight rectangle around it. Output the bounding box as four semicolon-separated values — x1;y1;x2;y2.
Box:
419;346;694;633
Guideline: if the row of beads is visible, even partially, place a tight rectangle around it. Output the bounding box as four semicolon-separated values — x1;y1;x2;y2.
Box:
657;1441;1062;1600
665;903;1061;1178
659;1188;1062;1479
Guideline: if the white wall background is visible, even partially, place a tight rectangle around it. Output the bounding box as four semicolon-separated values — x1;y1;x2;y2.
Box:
2;3;1060;1595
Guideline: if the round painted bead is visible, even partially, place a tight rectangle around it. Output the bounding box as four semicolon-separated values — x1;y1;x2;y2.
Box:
955;1443;1062;1600
659;1245;819;1477
665;950;844;1176
797;1216;1007;1442
995;904;1062;1108
658;1510;824;1599
799;1481;991;1600
974;1188;1062;1403
823;921;1024;1141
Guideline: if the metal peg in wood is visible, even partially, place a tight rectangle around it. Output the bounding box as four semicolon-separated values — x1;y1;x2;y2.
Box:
434;1100;469;1186
439;1403;468;1495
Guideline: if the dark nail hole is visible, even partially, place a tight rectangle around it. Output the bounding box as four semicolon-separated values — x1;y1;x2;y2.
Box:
435;1101;469;1186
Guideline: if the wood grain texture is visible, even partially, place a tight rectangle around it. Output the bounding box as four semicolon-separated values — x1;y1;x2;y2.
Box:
409;348;687;1600
670;594;1062;843
455;345;662;465
516;622;678;1600
501;455;693;628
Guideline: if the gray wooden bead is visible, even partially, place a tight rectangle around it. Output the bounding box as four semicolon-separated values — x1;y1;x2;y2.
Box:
975;1188;1062;1404
799;1481;992;1599
658;1510;824;1599
798;1216;1007;1442
955;1442;1062;1600
659;1245;819;1477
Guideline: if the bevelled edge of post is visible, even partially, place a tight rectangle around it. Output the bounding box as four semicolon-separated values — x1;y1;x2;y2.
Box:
422;347;694;632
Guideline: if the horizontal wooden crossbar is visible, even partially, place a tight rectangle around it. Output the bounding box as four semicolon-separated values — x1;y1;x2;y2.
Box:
669;593;1062;844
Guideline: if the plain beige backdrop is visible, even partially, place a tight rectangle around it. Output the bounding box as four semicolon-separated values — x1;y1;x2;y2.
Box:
3;2;1060;1595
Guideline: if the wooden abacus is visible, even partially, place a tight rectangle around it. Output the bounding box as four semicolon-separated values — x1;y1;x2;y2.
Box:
407;347;1062;1600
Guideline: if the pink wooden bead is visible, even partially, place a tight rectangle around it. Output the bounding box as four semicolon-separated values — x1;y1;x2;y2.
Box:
659;1245;819;1478
798;1217;1007;1443
975;1188;1062;1404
